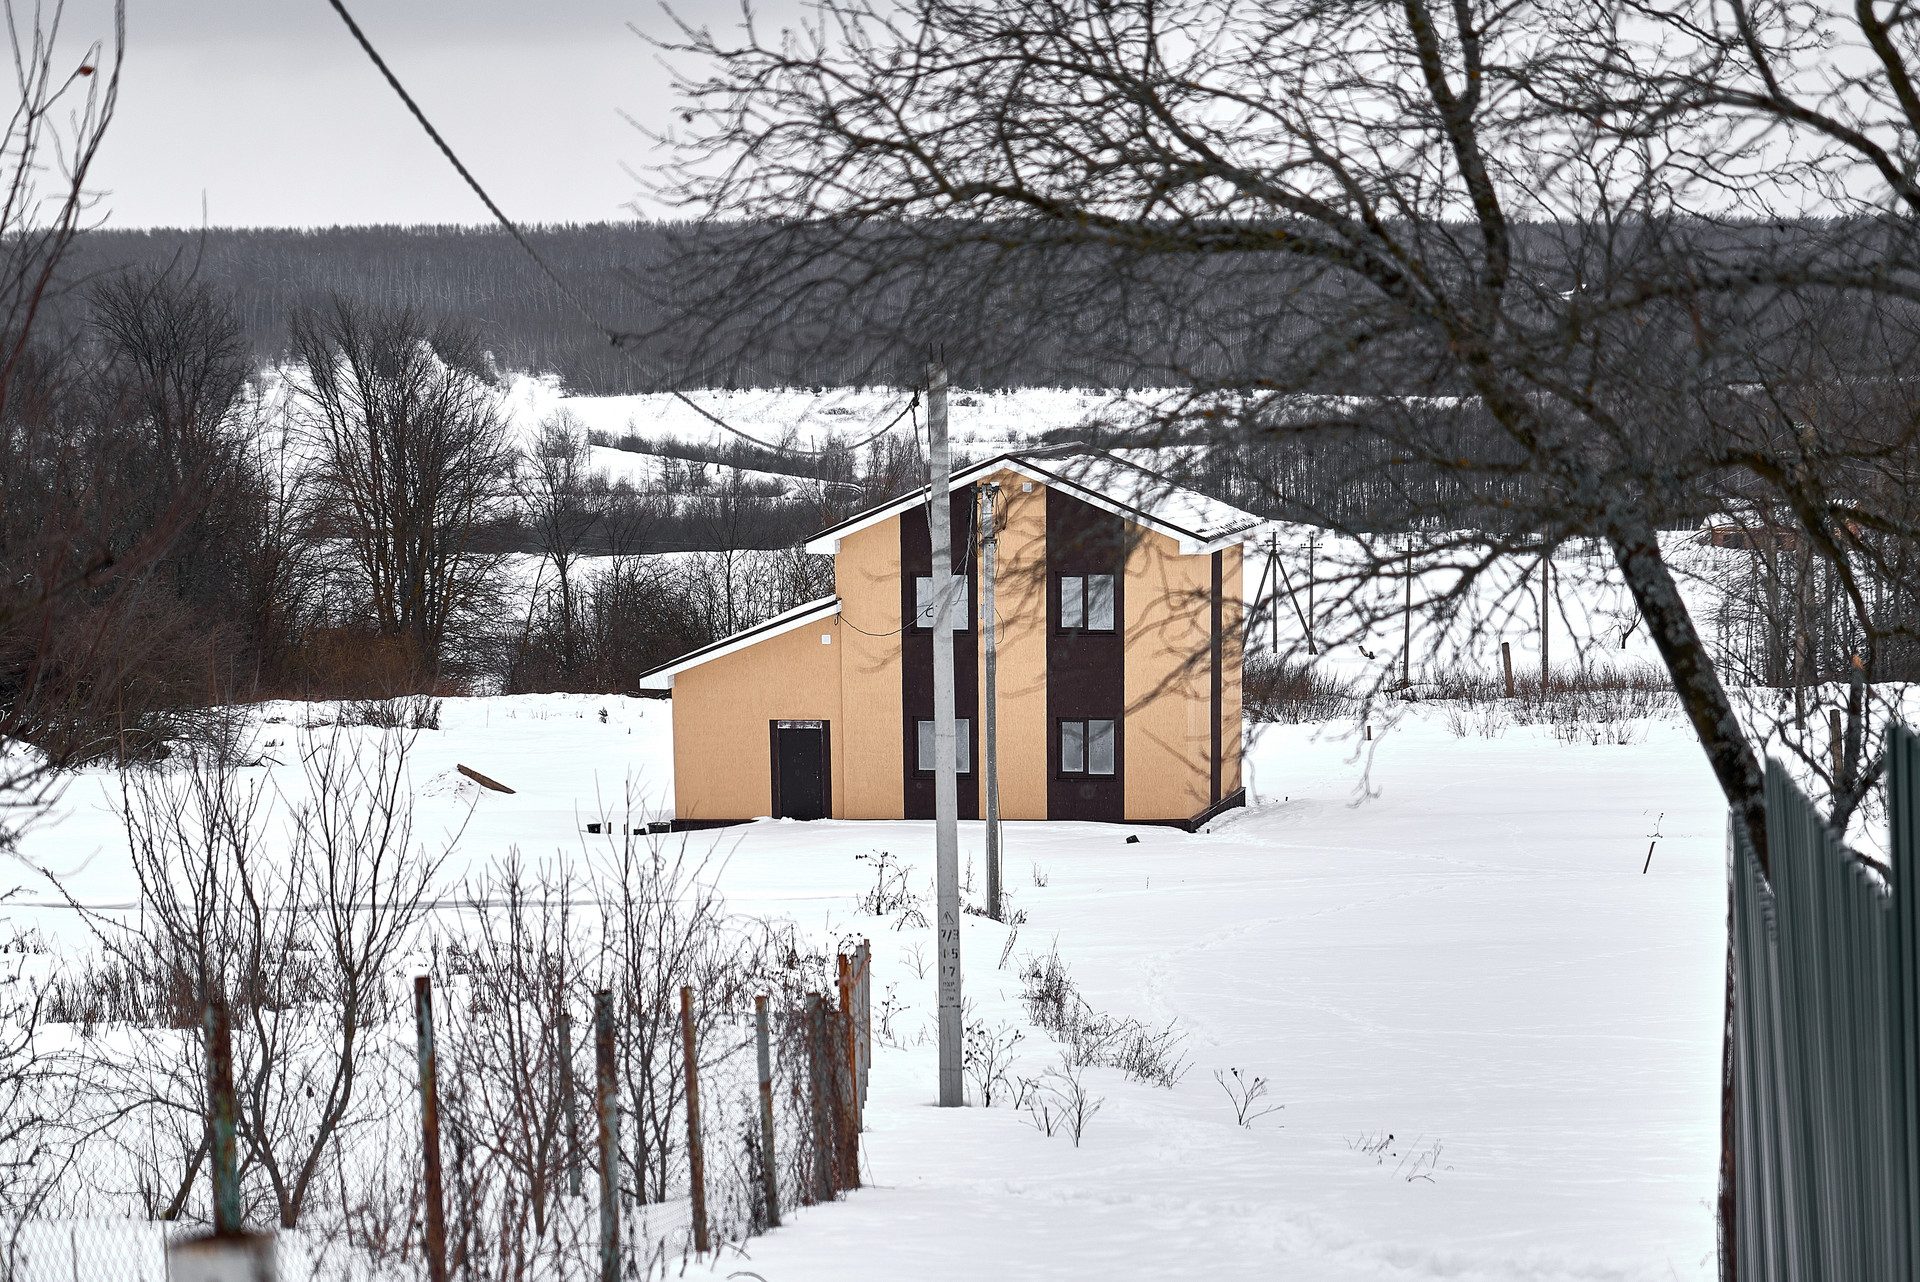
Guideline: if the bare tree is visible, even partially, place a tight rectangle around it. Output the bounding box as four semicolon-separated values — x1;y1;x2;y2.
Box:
648;2;1920;1266
440;856;584;1268
0;0;128;845
82;723;454;1229
517;411;602;675
291;299;511;691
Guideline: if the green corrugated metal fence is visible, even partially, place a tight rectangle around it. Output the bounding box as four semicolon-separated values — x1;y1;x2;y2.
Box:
1730;724;1920;1278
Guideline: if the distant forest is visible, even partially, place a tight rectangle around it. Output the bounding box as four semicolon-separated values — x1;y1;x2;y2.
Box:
47;223;1160;394
47;223;1724;540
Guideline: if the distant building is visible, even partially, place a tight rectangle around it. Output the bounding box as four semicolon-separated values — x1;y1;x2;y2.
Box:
1695;515;1801;551
640;451;1265;829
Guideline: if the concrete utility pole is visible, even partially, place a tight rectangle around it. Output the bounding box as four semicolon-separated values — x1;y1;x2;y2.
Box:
980;481;1003;921
927;361;964;1107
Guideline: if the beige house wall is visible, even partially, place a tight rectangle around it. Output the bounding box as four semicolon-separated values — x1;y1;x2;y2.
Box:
670;616;844;822
833;521;905;819
977;471;1051;820
1122;525;1229;821
1220;543;1245;800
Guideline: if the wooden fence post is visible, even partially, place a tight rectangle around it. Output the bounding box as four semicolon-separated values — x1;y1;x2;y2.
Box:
1501;641;1515;699
807;995;833;1203
837;956;860;1132
857;939;872;1108
414;977;449;1282
680;986;710;1254
755;995;780;1229
837;957;863;1188
594;991;619;1282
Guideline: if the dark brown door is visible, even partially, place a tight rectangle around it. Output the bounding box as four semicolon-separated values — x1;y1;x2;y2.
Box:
772;720;830;820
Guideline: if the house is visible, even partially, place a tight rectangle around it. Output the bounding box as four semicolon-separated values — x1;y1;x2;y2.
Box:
638;450;1265;829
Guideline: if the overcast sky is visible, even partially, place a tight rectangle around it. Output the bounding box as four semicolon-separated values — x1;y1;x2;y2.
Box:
55;0;754;228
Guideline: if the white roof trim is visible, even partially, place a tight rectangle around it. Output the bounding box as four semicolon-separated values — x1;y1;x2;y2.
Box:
637;595;840;690
802;452;1265;555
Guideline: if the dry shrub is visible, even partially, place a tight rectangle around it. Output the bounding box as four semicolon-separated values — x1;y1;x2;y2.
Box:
1425;663;1678;744
263;626;458;701
1243;654;1357;723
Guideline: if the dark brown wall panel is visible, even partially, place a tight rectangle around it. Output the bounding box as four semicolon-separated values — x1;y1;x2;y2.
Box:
900;494;980;820
1046;489;1126;821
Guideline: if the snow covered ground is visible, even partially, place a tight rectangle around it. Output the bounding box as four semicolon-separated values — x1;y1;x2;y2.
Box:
12;693;1727;1281
499;376;1156;456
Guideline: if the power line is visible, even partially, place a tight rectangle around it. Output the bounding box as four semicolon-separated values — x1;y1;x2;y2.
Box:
323;0;914;460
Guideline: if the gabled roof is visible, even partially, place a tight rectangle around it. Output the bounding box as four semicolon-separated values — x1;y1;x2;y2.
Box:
637;595;839;690
802;449;1266;557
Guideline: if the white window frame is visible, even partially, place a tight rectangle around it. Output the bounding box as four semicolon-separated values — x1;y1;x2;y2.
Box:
915;717;973;774
913;575;971;630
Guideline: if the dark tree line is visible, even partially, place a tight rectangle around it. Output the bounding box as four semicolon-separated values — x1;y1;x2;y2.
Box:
41;222;1479;395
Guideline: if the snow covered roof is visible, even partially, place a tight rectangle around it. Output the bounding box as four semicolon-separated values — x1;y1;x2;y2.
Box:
636;595;840;690
803;449;1266;557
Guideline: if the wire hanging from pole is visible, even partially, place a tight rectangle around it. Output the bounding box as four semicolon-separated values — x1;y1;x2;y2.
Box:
323;0;915;460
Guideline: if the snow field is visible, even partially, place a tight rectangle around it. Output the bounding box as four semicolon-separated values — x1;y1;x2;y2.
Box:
498;376;1159;457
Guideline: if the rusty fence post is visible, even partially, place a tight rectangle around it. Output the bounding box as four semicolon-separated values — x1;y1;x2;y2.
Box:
414;977;449;1282
559;1010;581;1198
204;998;242;1235
169;998;274;1282
679;986;710;1255
755;995;781;1228
595;990;619;1282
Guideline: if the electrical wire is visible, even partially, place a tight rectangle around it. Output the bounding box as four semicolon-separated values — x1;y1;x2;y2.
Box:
323;0;914;459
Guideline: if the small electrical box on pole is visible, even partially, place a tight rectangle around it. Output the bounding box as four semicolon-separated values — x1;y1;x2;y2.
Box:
927;361;964;1107
980;481;1003;921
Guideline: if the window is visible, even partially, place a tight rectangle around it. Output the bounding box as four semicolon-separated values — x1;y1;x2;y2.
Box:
1059;718;1116;776
913;575;971;629
1057;574;1116;631
915;718;972;773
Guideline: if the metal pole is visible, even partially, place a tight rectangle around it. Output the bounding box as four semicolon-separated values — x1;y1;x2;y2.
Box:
980;482;1003;921
1306;532;1316;654
1402;549;1413;689
754;996;780;1228
204;998;241;1236
927;360;964;1107
1541;556;1551;688
679;987;709;1254
560;1010;581;1198
414;977;448;1282
594;991;618;1282
1259;533;1274;656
